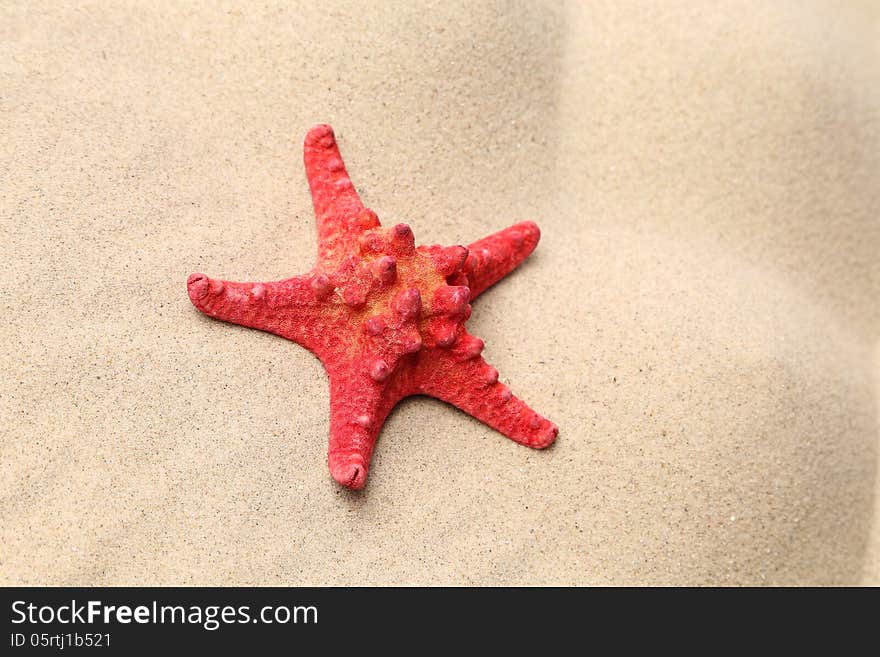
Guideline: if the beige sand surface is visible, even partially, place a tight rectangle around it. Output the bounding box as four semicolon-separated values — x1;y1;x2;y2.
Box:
2;1;878;585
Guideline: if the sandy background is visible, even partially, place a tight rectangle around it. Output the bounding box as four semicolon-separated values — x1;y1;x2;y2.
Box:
2;1;878;585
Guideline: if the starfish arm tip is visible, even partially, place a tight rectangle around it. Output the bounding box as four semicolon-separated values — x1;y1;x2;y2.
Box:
329;455;368;490
327;422;375;491
465;221;543;298
187;272;232;316
304;123;334;146
488;402;557;449
187;272;209;303
526;418;559;449
517;219;541;238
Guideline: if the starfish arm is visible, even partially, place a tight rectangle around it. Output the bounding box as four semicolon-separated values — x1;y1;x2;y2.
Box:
325;367;404;489
464;221;542;299
413;348;558;448
303;124;378;263
187;272;320;347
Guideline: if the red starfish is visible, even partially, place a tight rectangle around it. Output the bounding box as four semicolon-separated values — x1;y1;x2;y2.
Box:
187;125;558;489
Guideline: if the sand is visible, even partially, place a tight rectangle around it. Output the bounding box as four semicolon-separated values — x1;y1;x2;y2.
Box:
1;1;878;585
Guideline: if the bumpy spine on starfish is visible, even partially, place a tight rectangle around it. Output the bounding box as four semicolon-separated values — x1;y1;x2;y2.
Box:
187;124;557;489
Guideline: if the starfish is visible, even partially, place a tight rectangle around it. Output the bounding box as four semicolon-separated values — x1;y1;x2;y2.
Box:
187;125;558;489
